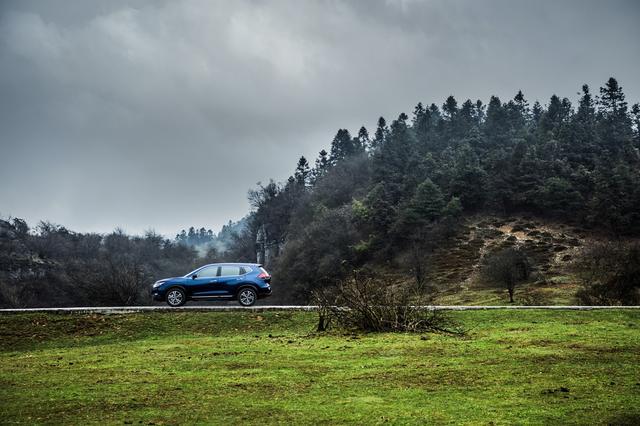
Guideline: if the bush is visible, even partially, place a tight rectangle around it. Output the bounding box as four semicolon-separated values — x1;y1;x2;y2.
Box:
0;280;22;308
312;270;460;333
575;241;640;305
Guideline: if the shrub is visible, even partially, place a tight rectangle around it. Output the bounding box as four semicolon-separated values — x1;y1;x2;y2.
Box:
312;270;460;333
575;241;640;305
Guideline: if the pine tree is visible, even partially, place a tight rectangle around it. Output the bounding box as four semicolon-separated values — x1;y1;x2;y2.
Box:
372;113;419;202
598;77;633;154
484;96;508;149
412;102;426;127
531;101;543;126
513;90;529;117
457;100;480;137
459;99;475;123
413;104;435;149
357;126;370;152
442;95;458;121
294;156;311;187
362;182;397;237
449;143;487;210
406;179;445;224
312;149;330;183
577;84;596;119
540;95;571;138
372;117;388;151
568;84;598;166
475;100;485;122
599;77;628;118
511;90;530;128
329;129;354;164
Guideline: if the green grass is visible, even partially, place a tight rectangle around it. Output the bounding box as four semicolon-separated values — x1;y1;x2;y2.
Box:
1;310;639;425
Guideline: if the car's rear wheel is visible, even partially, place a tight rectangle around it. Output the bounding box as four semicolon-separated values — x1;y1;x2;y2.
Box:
238;287;257;307
166;288;186;307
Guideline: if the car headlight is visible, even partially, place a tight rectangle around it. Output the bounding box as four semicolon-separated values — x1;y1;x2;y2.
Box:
152;281;163;288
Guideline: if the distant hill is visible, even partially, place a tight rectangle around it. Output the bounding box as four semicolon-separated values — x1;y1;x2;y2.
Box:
175;216;249;255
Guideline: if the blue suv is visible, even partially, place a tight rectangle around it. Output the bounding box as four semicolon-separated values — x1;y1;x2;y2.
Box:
151;263;272;307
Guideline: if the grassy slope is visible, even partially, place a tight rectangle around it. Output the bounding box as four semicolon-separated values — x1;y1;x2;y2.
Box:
428;215;592;306
1;310;639;425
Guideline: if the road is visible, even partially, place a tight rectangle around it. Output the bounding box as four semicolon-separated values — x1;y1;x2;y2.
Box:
1;305;639;314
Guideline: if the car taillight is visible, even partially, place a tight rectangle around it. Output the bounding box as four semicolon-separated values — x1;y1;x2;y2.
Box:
257;272;270;279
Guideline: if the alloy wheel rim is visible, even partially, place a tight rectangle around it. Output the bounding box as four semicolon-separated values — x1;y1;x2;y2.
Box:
168;290;183;305
240;290;255;305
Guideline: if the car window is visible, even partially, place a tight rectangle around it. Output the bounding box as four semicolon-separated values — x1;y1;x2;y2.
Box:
196;265;218;278
219;265;241;276
240;266;251;274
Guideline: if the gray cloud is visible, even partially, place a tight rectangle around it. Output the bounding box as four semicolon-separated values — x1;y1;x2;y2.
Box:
1;0;639;235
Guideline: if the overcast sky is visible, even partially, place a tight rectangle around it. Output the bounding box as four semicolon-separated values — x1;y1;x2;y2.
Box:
1;0;639;236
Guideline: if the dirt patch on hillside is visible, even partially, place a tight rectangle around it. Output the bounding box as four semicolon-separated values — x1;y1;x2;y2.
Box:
428;215;592;304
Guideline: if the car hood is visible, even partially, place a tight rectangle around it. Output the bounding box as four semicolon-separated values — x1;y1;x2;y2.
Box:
157;277;182;284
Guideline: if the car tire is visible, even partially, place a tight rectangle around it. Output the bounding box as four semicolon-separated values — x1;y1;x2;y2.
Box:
166;287;186;307
237;287;257;307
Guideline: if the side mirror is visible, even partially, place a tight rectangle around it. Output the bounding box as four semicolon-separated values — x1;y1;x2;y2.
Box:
191;274;198;279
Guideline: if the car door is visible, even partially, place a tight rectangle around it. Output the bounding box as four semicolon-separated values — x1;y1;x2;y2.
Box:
217;265;243;296
189;265;222;297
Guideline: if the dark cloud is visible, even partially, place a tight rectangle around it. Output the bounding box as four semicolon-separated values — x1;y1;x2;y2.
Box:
1;0;639;235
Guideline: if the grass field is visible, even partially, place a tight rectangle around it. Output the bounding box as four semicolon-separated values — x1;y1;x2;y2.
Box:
1;310;639;425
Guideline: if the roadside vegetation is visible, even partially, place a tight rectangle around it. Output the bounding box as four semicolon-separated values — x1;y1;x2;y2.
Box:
313;269;459;333
1;310;639;424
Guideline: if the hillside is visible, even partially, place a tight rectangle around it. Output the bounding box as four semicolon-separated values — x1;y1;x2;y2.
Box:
245;77;640;305
429;215;588;305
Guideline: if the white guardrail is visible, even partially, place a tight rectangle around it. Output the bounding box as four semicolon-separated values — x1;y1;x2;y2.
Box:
0;305;639;314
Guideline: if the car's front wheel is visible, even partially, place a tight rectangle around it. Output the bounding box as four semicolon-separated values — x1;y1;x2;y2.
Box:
238;287;257;307
166;288;186;307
